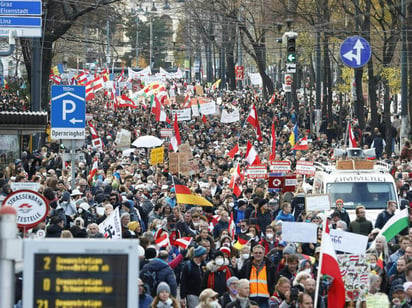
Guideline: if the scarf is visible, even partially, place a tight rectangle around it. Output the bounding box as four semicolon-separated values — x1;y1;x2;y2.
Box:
207;265;231;288
156;298;173;308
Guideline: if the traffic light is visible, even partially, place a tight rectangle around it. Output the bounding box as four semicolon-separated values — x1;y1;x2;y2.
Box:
287;36;296;63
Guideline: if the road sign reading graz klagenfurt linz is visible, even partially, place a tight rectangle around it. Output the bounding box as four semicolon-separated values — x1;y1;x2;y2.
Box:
51;85;86;140
339;36;372;69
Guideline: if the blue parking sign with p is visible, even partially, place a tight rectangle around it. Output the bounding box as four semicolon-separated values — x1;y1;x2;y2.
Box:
51;86;86;140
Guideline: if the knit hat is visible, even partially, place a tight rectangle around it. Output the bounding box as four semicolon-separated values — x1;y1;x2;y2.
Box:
278;241;287;247
157;282;170;295
226;276;239;288
214;250;224;259
392;282;404;293
283;245;296;255
194;246;207;257
404;281;412;292
220;246;231;256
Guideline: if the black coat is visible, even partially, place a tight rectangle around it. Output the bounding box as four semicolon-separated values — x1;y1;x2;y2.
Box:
225;298;258;308
180;259;205;298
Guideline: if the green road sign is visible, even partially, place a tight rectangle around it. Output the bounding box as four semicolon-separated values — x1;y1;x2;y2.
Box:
287;54;296;62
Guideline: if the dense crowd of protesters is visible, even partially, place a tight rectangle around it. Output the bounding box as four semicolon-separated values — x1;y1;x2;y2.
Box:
3;77;412;308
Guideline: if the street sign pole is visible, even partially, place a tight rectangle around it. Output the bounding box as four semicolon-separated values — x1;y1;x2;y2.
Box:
71;140;76;190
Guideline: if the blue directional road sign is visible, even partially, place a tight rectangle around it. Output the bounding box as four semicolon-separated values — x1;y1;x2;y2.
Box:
340;36;372;68
0;16;41;27
51;86;86;140
0;1;42;16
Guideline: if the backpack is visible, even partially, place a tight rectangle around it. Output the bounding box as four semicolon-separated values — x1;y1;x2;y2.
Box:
140;270;158;297
179;260;192;283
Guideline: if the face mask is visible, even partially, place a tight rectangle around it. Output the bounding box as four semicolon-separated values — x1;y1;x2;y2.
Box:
306;219;311;223
228;202;234;207
266;233;274;239
230;288;238;295
241;229;248;234
193;222;199;227
169;223;176;229
77;208;83;214
370;262;376;268
304;268;311;274
211;301;220;308
215;258;224;266
242;253;249;260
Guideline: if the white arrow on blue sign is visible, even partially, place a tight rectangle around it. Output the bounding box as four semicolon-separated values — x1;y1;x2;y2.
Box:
339;36;372;68
51;86;86;140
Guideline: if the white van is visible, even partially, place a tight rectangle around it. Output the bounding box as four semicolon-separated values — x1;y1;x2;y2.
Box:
313;158;399;224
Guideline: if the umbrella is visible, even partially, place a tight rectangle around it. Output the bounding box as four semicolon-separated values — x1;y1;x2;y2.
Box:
132;135;163;148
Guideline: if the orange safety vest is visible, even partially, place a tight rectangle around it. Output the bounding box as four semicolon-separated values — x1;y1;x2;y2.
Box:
250;263;270;298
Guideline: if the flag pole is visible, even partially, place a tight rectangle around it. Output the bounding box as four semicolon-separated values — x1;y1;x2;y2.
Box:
344;120;349;148
314;211;327;308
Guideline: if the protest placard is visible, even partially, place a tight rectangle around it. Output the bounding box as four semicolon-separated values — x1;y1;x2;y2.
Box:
329;229;368;255
337;254;369;302
281;222;318;243
150;146;164;165
305;194;331;212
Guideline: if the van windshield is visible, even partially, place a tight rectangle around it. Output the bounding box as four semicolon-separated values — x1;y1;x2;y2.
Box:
326;182;397;210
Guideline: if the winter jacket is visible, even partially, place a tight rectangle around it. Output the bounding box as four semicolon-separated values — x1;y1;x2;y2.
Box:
275;211;295;222
140;258;177;297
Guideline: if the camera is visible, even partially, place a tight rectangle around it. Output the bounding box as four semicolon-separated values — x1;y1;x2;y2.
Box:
290;287;299;303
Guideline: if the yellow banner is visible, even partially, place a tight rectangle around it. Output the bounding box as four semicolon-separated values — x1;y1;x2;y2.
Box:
150;146;164;165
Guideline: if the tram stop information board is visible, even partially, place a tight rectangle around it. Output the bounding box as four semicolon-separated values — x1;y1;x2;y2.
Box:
23;239;138;308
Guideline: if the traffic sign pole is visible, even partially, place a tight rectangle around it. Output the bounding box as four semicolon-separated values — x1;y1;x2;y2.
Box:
71;140;76;190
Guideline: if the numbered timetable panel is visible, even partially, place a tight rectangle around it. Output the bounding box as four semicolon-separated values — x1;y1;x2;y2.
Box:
23;240;138;308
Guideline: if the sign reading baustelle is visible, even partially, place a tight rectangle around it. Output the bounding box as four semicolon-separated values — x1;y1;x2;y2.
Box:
51;86;86;140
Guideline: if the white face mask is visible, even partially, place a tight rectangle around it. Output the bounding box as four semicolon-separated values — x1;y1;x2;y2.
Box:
370;262;376;268
228;202;234;207
266;233;274;239
242;253;249;260
211;301;220;308
215;258;224;266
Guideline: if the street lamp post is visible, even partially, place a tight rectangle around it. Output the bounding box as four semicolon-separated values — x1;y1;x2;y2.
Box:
149;17;153;68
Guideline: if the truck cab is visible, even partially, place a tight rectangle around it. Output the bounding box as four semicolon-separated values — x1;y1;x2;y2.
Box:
313;149;399;224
